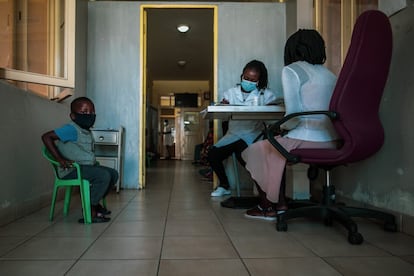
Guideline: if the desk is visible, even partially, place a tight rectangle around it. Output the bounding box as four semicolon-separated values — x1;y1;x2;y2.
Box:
201;104;285;120
201;104;285;209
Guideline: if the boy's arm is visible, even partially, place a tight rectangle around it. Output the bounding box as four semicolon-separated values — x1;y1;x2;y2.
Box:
41;130;73;168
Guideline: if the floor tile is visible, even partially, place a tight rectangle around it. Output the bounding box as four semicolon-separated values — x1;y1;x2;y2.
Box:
82;237;162;259
4;237;95;259
325;256;414;276
244;257;342;276
231;235;315;258
66;260;159;276
165;218;225;236
103;220;165;237
162;236;238;259
0;260;74;276
289;231;391;257
0;237;30;256
158;259;249;276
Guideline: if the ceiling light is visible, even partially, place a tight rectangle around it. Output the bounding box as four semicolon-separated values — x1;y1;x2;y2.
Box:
177;24;190;33
177;60;186;66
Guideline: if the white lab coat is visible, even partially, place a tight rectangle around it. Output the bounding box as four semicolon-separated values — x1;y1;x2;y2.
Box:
214;86;281;147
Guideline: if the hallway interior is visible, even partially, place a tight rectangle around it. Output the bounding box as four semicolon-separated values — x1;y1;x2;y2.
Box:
1;160;414;275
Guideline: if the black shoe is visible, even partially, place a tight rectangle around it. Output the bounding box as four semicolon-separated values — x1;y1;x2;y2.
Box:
97;203;111;215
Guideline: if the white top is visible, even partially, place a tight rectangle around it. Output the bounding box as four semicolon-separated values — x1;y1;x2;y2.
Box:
214;86;281;147
281;61;339;142
163;125;174;146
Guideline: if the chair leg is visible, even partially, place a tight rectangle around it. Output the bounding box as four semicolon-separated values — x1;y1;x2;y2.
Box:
63;186;72;216
232;152;241;197
49;185;59;221
340;206;397;231
79;181;92;224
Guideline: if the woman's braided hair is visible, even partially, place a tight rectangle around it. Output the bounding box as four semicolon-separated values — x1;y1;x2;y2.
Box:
284;29;327;66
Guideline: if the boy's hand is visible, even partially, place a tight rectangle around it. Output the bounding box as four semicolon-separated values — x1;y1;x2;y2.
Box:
57;158;74;169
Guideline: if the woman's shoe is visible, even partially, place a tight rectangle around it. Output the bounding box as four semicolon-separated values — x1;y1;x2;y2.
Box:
244;205;277;221
210;186;231;197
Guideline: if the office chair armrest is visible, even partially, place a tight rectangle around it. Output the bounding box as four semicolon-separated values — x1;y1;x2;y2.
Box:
266;110;338;163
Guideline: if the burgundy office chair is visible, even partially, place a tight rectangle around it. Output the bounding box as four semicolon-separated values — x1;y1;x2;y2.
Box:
267;10;397;245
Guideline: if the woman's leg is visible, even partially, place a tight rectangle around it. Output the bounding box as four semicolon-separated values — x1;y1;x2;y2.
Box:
207;139;247;189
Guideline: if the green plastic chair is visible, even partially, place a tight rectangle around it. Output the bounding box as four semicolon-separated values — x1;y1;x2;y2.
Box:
42;146;103;224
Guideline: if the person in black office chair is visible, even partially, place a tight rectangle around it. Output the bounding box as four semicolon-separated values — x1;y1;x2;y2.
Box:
242;30;340;221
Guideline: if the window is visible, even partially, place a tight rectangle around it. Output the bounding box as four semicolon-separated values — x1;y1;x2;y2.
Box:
315;0;378;75
0;0;75;98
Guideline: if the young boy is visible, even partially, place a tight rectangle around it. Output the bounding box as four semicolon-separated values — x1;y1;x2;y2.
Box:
42;97;118;223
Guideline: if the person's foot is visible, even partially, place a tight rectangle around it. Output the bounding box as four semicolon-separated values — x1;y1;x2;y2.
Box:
78;210;110;224
211;186;231;197
244;205;277;221
96;203;111;215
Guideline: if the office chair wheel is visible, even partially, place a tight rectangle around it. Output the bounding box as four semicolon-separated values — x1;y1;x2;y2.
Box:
384;222;397;232
276;221;288;232
348;232;363;245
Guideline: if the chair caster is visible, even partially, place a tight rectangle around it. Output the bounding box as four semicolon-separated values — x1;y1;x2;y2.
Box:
276;221;288;232
384;222;397;232
348;232;364;245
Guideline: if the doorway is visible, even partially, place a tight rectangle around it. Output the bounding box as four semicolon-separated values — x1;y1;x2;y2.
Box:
140;5;217;187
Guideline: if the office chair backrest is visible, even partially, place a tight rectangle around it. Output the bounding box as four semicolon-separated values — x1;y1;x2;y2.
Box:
329;10;392;163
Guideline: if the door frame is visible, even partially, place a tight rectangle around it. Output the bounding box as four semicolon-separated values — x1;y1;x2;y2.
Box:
139;4;218;188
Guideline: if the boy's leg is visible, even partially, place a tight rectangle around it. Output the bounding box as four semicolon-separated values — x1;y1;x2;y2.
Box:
99;166;119;197
78;165;111;210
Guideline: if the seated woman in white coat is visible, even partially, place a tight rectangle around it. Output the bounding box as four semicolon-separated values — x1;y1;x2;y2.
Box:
208;60;280;197
242;30;340;220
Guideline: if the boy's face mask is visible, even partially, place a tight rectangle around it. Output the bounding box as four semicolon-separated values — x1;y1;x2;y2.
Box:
72;113;96;129
240;79;258;92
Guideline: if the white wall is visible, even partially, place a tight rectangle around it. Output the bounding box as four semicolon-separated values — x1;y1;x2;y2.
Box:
217;3;285;100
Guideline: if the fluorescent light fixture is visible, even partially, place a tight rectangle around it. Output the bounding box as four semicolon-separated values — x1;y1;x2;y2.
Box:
177;24;190;33
177;60;186;66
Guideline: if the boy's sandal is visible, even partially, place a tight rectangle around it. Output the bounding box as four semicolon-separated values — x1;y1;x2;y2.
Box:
78;213;111;224
97;204;112;215
78;216;110;224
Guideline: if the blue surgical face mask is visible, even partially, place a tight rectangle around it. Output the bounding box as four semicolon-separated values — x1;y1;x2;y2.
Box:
240;79;258;92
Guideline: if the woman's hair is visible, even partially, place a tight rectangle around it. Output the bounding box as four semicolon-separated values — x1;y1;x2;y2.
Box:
240;59;268;90
284;29;327;66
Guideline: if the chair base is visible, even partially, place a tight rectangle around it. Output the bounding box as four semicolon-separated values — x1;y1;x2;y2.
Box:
276;185;397;245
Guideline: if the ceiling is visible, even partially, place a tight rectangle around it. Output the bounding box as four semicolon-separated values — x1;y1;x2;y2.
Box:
146;8;214;81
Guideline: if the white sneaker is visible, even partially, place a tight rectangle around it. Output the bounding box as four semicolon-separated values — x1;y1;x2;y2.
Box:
211;187;231;197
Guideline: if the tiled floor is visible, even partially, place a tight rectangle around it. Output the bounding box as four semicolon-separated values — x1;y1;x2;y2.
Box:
1;160;414;275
